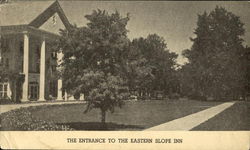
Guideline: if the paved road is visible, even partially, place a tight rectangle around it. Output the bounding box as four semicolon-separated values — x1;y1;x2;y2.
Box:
145;102;236;131
0;101;85;114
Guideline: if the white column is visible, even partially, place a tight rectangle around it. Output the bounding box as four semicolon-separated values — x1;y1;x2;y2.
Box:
56;51;63;101
21;33;29;102
68;94;75;101
56;79;63;100
7;82;11;99
38;38;46;101
64;91;68;101
80;94;84;101
65;90;75;101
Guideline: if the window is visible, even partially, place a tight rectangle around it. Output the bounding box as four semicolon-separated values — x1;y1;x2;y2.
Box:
36;45;41;58
29;82;39;99
36;61;40;73
19;41;24;54
0;38;8;50
0;82;8;98
1;37;10;54
49;80;57;97
36;45;40;73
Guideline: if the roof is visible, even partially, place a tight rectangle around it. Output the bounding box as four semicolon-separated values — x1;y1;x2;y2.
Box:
0;25;60;40
0;0;71;32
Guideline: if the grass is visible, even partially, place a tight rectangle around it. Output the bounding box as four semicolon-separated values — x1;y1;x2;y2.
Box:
16;100;222;131
192;101;250;131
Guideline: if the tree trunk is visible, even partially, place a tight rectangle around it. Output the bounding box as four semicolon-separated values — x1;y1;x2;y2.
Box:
100;109;107;130
101;109;106;123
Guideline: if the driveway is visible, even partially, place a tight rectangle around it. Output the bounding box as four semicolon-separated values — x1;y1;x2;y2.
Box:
145;102;236;131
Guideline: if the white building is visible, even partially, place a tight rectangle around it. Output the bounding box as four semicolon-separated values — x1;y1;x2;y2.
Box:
0;0;83;102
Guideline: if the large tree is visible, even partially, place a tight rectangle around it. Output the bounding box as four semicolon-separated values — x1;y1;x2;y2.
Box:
130;34;178;96
56;10;130;125
182;6;247;100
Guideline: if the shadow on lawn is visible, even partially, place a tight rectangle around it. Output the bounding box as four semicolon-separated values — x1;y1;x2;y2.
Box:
57;122;145;131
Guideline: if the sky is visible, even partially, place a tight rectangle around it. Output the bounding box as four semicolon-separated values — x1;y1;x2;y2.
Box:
57;1;250;65
5;0;250;65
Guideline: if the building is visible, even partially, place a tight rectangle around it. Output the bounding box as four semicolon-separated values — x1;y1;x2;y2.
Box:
0;0;81;102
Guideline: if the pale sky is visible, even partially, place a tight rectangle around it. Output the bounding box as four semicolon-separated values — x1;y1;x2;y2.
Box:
7;0;249;65
57;1;250;65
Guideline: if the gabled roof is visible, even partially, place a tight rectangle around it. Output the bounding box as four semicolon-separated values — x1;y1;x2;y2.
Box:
0;0;71;30
29;0;71;30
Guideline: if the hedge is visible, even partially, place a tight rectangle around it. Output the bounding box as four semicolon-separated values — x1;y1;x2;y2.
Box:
0;107;73;131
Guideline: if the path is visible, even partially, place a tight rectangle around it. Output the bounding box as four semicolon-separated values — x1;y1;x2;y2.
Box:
145;102;236;131
0;101;85;114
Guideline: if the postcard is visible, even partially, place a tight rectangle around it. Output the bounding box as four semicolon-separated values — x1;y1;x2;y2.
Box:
0;0;249;149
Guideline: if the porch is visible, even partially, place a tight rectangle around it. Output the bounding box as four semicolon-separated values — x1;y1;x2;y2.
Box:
0;25;83;102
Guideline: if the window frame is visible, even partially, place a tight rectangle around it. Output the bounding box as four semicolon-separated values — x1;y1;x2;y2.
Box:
0;82;8;99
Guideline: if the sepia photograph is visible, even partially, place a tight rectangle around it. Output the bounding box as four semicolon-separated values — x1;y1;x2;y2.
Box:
0;0;249;134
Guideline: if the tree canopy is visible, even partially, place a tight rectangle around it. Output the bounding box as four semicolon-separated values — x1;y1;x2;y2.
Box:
56;10;131;123
56;9;179;124
130;34;178;95
181;6;247;100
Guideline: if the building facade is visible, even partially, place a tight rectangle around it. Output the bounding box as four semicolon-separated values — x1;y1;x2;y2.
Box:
0;0;82;102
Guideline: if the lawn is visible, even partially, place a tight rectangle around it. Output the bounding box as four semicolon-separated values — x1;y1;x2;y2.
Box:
191;101;250;131
0;100;222;131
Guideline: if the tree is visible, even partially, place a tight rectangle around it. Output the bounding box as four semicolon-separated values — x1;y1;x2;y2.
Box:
122;37;154;96
0;65;24;103
0;35;24;103
181;6;247;100
130;34;178;96
56;10;130;125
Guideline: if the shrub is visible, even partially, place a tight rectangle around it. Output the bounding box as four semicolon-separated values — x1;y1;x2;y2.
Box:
188;94;207;101
0;108;73;131
169;93;180;100
0;97;15;105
